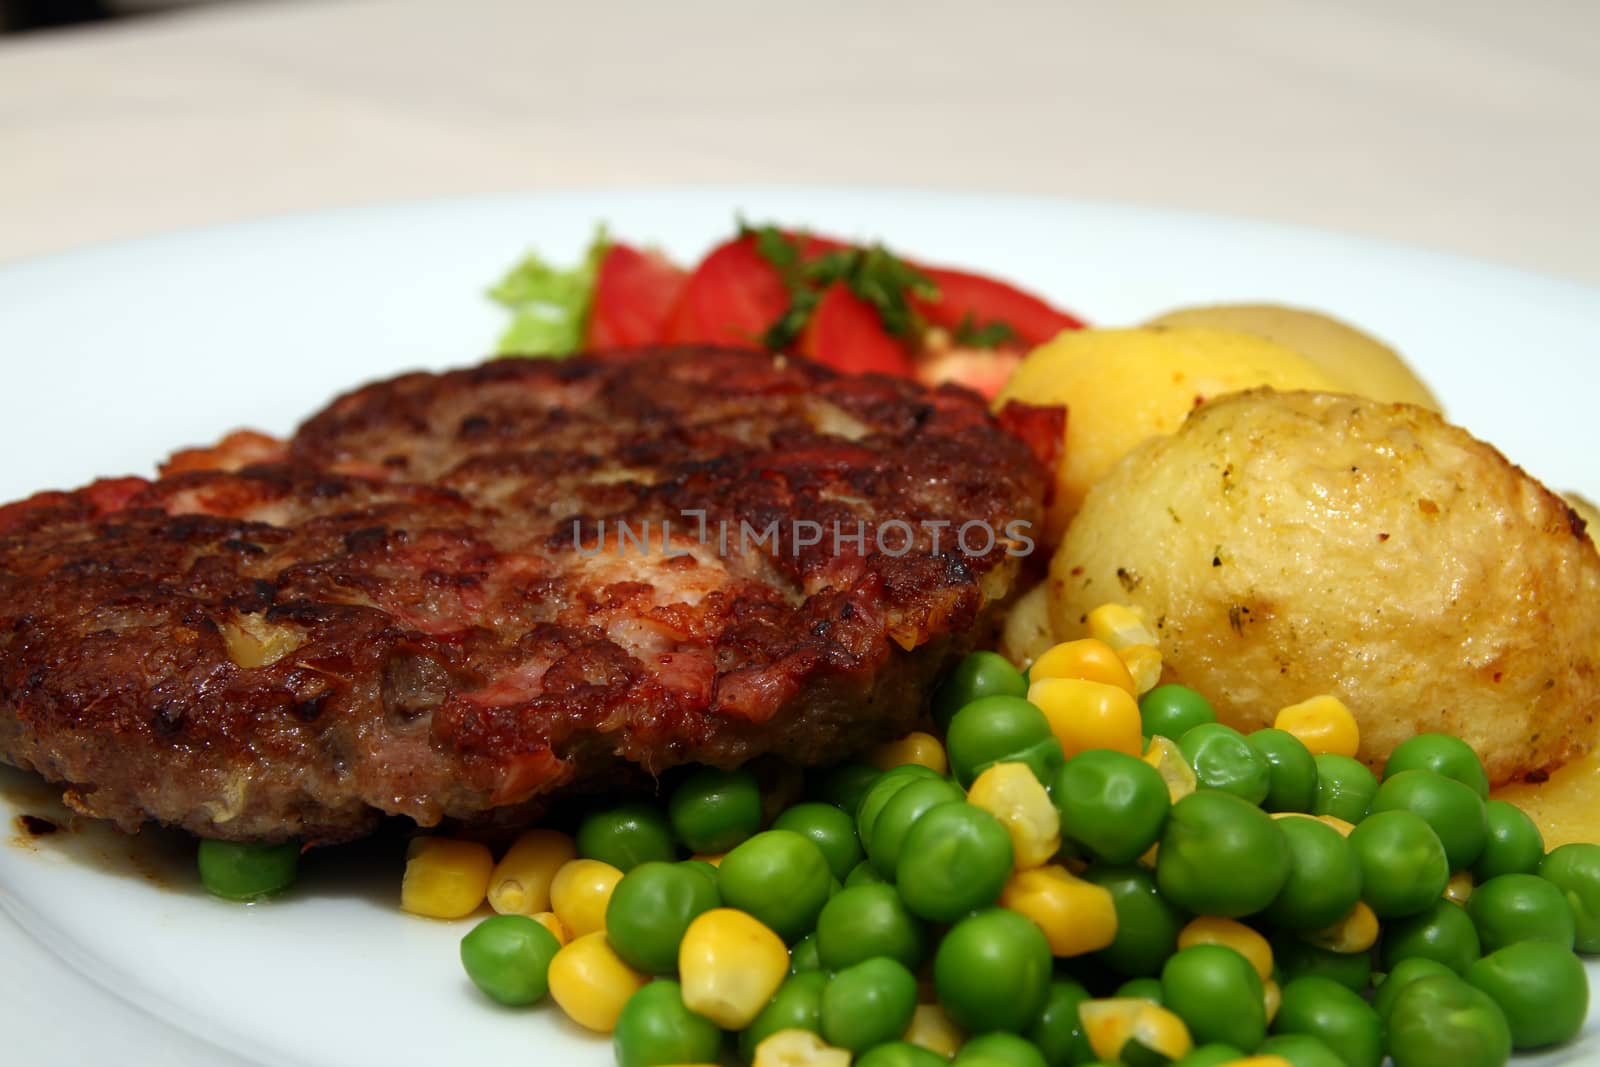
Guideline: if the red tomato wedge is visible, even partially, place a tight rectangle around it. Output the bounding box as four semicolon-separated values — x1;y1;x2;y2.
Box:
912;266;1086;348
584;243;687;348
800;283;917;378
659;231;854;347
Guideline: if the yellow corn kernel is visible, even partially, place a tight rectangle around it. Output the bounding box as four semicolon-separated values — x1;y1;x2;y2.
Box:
1087;603;1158;651
487;828;577;916
1223;1058;1294;1067
1143;736;1198;803
1263;978;1282;1026
680;908;789;1029
1138;842;1159;868
549;858;623;938
400;837;494;919
1119;644;1164;696
530;910;569;946
903;1003;965;1057
1274;695;1360;758
967;762;1062;870
1271;812;1355;837
1081;999;1193;1063
871;731;949;776
691;854;724;867
1029;676;1143;758
752;1030;852;1067
1032;639;1138;696
1000;864;1118;957
1305;900;1379;954
1179;917;1273;981
1445;870;1473;905
546;931;646;1032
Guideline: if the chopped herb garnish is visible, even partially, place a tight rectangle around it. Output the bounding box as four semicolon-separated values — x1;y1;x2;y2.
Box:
951;312;1019;349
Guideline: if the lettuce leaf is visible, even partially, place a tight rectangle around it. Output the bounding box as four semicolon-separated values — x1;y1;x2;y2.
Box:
489;225;608;357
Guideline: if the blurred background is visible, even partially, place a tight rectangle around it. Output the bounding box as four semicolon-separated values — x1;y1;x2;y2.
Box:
2;0;1597;282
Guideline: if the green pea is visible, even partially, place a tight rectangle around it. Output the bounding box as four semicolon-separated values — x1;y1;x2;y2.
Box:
1270;933;1372;993
816;883;928;971
1384;733;1490;799
1162;944;1265;1049
868;777;967;875
613;980;722;1067
935;651;1030;732
995;735;1069;790
772;802;865;882
576;802;677;871
1115;977;1165;1003
1310;755;1377;824
668;766;762;853
857;765;944;852
956;1033;1050;1067
1372;957;1457;1023
934;908;1054;1033
1470;800;1544;882
897;802;1013;921
1139;684;1217;741
1082;864;1185;977
947;695;1057;788
1386;975;1511;1067
1539;842;1600;952
1466;940;1590;1050
1246;728;1319;813
1157;790;1289;917
1028;978;1094;1067
1381;898;1480;975
857;1042;951;1067
459;914;561;1006
1272;976;1383;1067
196;839;299;901
1370;769;1487;872
1347;810;1449;918
846;858;887;888
1263;815;1363;931
1467;872;1577;952
680;858;720;884
809;763;884;815
1256;1034;1345;1067
739;970;828;1061
1174;1045;1247;1067
821;957;918;1052
605;860;721;973
1176;724;1271;804
717;830;833;943
790;932;822;974
1053;750;1171;864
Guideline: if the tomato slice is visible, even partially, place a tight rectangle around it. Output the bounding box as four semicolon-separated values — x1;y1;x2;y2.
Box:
584;242;687;348
800;283;916;377
659;236;791;347
912;266;1086;348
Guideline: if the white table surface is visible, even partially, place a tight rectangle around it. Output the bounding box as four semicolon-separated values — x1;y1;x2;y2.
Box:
2;0;1598;283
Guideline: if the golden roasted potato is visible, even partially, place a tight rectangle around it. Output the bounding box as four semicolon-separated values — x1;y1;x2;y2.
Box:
1147;304;1440;411
1565;491;1600;546
1049;389;1600;785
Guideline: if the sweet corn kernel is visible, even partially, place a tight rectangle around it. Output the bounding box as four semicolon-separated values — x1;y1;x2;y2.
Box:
488;828;577;916
1143;736;1198;803
1179;917;1273;981
1263;978;1282;1025
679;908;789;1029
1445;869;1473;905
1081;999;1193;1063
752;1030;852;1067
1305;900;1379;954
531;910;569;946
1029;676;1143;758
400;837;494;919
1032;639;1138;696
546;931;646;1032
871;731;949;775
1223;1058;1294;1067
967;762;1062;869
903;1003;964;1057
691;854;724;867
1000;864;1118;957
1272;812;1356;837
1138;842;1160;868
1274;695;1360;758
549;858;623;938
1087;603;1158;652
1119;644;1164;696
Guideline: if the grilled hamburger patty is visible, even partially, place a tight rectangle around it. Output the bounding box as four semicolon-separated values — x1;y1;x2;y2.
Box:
0;348;1055;842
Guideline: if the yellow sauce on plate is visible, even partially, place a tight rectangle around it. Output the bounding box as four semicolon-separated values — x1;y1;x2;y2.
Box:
1492;738;1600;848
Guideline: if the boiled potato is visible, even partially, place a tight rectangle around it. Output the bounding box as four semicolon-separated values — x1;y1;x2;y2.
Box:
1566;491;1600;545
996;326;1338;539
1147;304;1440;410
1049;389;1600;785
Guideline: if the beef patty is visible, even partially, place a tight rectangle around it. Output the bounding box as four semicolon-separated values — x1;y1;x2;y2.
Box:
0;348;1056;842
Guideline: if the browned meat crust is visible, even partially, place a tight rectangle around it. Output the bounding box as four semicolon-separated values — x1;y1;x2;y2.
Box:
0;348;1052;842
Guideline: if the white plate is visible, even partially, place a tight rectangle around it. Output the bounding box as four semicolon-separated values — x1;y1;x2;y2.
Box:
0;188;1597;1067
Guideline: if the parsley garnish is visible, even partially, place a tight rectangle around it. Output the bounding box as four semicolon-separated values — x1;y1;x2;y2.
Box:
951;313;1019;349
